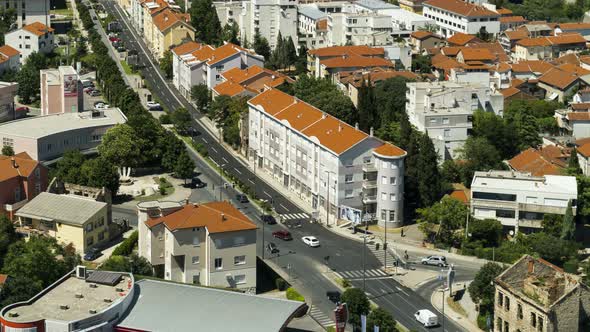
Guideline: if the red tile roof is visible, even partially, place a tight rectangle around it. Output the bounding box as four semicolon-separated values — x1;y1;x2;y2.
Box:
578;142;590;157
447;32;477;46
510;60;554;74
22;22;54;36
411;30;435;40
571;102;590;111
496;8;513;15
517;33;587;47
171;41;202;56
449;190;469;204
568;112;590;121
500;16;526;23
0;154;40;182
424;0;500;17
320;55;394;69
373;143;406;157
0;45;19;58
212;80;246;97
557;23;590;30
508;147;564;176
538;68;579;90
504;30;529;41
500;87;522;98
308;45;384;58
458;48;495;61
152;8;192;32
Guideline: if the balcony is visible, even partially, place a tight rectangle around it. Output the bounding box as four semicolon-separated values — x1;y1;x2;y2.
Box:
362;180;377;189
471;199;517;210
362;163;377;173
518;203;575;216
518;219;543;229
362;195;377;203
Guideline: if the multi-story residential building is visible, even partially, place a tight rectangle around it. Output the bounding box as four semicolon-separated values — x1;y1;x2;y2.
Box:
40;66;83;116
137;200;257;290
307;45;394;79
0;152;48;219
0;108;127;163
470;171;577;233
0;81;18;123
512;33;587;61
494;255;590;332
0;0;50;28
405;81;501;160
354;0;435;36
16;192;110;253
171;41;264;98
537;67;582;103
212;65;293;99
422;0;500;38
499;15;527;32
298;5;329;49
248;88;406;227
215;0;298;50
145;7;194;59
0;45;20;75
4;22;54;61
337;68;418;107
410;30;444;53
398;0;425;13
328;5;394;47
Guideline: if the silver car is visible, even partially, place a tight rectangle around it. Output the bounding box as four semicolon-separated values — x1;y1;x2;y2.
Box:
421;255;448;267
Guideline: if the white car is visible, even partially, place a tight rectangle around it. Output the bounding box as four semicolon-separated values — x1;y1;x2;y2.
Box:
95;103;109;109
421;255;448;267
415;309;438;327
302;236;320;247
146;101;162;110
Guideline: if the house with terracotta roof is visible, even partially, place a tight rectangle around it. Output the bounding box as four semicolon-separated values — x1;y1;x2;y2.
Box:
410;30;444;53
555;22;590;39
144;7;195;59
171;41;264;98
510;60;554;80
513;33;587;61
499;15;527;32
537;67;582;102
500;86;536;107
137;200;257;289
507;147;568;176
0;152;48;220
248;88;406;228
212;65;294;99
337;68;418;107
316;54;395;81
4;22;54;61
499;29;530;54
422;0;500;38
456;48;496;65
446;32;479;47
563;111;590;138
0;45;20;74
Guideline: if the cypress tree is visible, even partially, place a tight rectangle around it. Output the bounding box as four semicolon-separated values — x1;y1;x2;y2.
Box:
567;147;582;175
561;200;576;241
417;131;441;207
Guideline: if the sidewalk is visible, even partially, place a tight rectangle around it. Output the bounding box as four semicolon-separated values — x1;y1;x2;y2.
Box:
431;287;482;332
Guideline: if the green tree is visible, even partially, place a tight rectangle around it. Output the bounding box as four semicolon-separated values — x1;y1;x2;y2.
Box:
373;76;413;127
542;214;562;237
130;254;153;276
159;130;186;172
466;218;502;247
81;156;121;194
53;150;87;184
340;288;370;329
526;232;579;266
190;0;222;45
441;160;461;184
417;132;441;207
159;50;173;79
561;200;575;241
295;44;308;75
472;110;518;159
1;145;14;156
285;36;297;68
16;65;38;104
0;7;16;45
403;132;421;213
98;124;143;168
221;22;240;45
191;84;211;113
469;262;505;314
357;78;376;132
367;308;398;332
171;107;192;134
0;215;17;267
417;196;468;246
174;151;195;184
252;31;271;62
0;276;43;307
411;55;431;74
100;255;131;272
459;137;505;187
566;147;582;175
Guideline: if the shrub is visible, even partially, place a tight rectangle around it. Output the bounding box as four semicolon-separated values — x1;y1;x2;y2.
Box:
275;277;287;291
564;258;579;274
112;231;138;256
337;277;352;288
159;113;172;124
194;142;208;157
286;287;305;302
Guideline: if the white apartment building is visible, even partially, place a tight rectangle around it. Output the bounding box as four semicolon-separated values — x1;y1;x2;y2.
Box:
215;0;298;50
137;201;257;291
470;171;577;233
354;0;435;37
4;22;54;61
328;4;394;47
0;0;50;28
406;81;499;160
248;88;406;227
171;41;264;99
422;0;500;38
298;5;329;49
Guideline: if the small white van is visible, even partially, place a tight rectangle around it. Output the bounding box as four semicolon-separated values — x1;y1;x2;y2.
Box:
415;309;438;327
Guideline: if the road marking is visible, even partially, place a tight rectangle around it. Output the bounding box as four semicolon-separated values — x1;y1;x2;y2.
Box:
222;157;229;163
279;203;288;210
234;168;242;175
211;147;218;153
248;179;255;184
201;138;208;143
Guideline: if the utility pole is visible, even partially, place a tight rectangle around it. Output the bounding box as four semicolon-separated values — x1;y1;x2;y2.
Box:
262;215;265;259
384;218;387;273
363;228;366;292
219;163;226;201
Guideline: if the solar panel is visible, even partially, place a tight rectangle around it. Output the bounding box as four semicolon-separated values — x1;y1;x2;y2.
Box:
86;271;122;286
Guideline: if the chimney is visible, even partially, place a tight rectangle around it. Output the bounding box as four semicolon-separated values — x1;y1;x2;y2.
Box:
11;157;17;169
338;124;343;132
369;127;374;137
528;258;535;274
185;198;189;205
221;213;226;222
355;122;359;129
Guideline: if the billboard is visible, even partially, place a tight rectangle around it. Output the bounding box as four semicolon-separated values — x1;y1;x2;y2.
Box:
63;74;78;97
339;205;362;225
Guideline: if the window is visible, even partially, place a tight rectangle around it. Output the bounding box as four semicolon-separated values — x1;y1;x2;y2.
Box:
498;292;504;306
35;167;40;178
504;321;509;332
363;156;371;164
389;210;395;221
381;192;387;201
98;217;105;226
98;231;105;241
382;176;387;185
86;223;93;232
192;256;200;264
496;209;516;218
234;255;246;265
215;74;221;80
192;236;200;245
497;318;503;332
473;192;517;201
345;174;353;183
34;182;41;195
531;312;537;327
86;236;94;246
381;209;387;221
214;258;223;270
505;296;510;311
444;129;451;137
538;317;543;331
442;117;449;124
14;187;21;202
390;177;396;185
517;303;523;319
429;118;437;124
390;193;396;201
234;274;246;284
345;189;353;198
382;161;389;169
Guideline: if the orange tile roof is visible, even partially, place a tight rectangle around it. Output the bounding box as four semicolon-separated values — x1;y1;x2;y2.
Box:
496;8;513;15
222;66;265;84
557;23;590;30
441;47;461;56
146;202;257;233
248;88;295;116
504;30;529;40
0;154;40;182
301;115;368;154
0;274;8;285
0;45;19;58
309;45;384;58
500;87;521;98
571;102;590;111
511;78;525;87
212;80;246;97
320;55;394;69
500;16;526;23
517;33;587;47
411;30;435;40
539;68;579;90
508;148;563;176
449;190;469;204
373;143;406;157
152;8;192;32
431;53;451;65
424;0;499;17
568;112;590;121
22;22;53;36
470;42;510;62
510;60;554;74
578;142;590;157
553;53;580;66
171;41;202;56
207;43;246;65
276;102;324;132
458;48;495;61
495;62;511;72
447;32;477;46
557;63;590;76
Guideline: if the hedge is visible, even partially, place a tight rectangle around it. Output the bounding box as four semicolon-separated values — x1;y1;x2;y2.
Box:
112;230;138;256
286;287;305;302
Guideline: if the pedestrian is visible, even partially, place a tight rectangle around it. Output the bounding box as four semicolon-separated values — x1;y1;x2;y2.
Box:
401;227;404;237
404;250;408;260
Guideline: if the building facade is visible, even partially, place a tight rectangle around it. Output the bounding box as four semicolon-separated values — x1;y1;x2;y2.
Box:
470;171;577;233
137;201;257;291
0;45;20;75
0;81;18;123
0;0;50;28
422;0;500;38
41;66;84;116
248;88;406;227
4;22;54;61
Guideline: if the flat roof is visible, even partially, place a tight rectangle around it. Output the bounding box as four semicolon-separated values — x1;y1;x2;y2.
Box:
298;5;327;20
471;171;577;196
0;108;127;139
16;192;106;226
117;279;306;332
355;0;399;10
3;271;133;323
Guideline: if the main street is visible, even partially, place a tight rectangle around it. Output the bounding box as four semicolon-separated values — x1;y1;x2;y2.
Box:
98;1;475;330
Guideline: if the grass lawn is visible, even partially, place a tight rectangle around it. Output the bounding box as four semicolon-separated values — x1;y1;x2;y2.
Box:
51;7;74;18
120;60;136;75
135;177;175;202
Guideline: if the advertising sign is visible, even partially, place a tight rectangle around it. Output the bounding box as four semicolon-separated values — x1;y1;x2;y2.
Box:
63;74;78;97
334;303;348;332
339;205;362;225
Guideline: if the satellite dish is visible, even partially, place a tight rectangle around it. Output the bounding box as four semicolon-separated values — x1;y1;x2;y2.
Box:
509;230;514;236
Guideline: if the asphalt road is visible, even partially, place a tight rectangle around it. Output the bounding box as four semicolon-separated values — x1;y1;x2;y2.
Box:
97;2;471;330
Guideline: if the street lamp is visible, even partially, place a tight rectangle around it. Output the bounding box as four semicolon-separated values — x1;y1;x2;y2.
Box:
219;163;226;201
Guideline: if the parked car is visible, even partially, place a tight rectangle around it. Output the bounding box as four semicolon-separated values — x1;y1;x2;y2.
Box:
261;214;277;225
146;101;162;111
190;177;206;188
81;79;94;88
83;87;94;93
89;90;102;97
83;248;102;261
302;236;320;247
95;103;109;109
109;36;120;42
421;255;448;267
414;309;438;327
266;242;279;254
94;101;105;107
236;194;249;203
272;230;292;241
326;291;341;304
15;106;29;113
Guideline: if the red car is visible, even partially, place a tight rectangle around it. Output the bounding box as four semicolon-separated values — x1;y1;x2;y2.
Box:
109;36;120;43
272;230;292;241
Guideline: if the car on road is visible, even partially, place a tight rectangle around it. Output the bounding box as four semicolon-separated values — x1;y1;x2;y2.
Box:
89;90;102;97
421;255;448;267
261;214;277;225
266;242;279;254
326;291;341;304
146;101;162;111
302;236;320;247
285;220;302;229
83;248;102;261
109;36;120;43
236;194;249;203
190;177;206;188
414;309;438;327
272;230;292;241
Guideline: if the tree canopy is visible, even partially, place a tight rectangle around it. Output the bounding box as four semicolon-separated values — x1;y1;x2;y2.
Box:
190;0;222;45
98;124;143;168
417;196;468;246
341;288;371;329
469;262;505;314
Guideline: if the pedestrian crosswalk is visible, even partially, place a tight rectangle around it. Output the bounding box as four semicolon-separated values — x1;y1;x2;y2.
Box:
279;213;309;220
366;241;397;268
337;268;389;279
309;305;335;327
